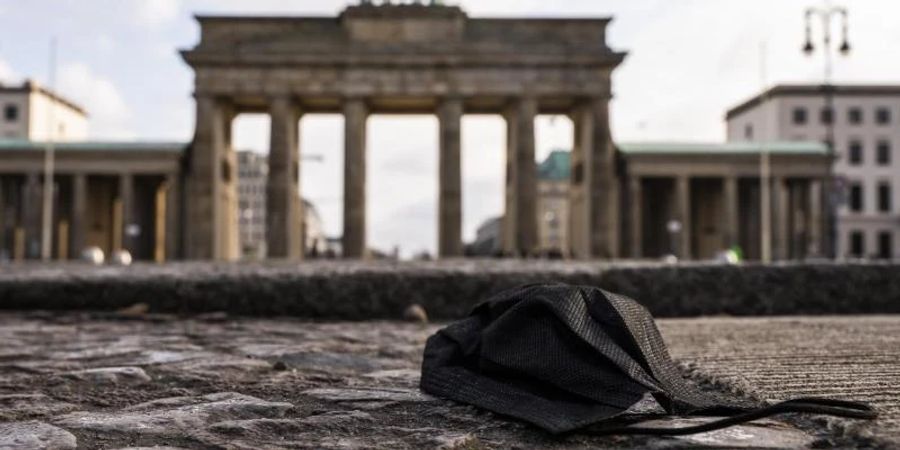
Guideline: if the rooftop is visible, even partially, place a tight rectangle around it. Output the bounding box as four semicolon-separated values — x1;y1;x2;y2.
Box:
0;139;187;153
726;83;900;120
0;79;88;116
618;140;829;156
537;149;571;181
539;142;828;171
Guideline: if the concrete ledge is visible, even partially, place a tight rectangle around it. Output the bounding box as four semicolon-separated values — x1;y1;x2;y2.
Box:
1;260;898;319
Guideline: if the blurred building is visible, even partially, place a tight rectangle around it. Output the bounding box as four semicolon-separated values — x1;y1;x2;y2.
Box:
0;139;182;261
179;2;626;260
0;80;88;141
302;198;328;257
468;216;502;256
0;79;335;263
237;150;268;259
726;85;900;260
235;150;328;260
537;150;570;257
533;142;831;261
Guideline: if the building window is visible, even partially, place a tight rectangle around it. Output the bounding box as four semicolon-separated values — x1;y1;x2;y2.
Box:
878;182;892;213
744;124;753;140
3;104;17;122
849;230;865;258
876;107;891;125
847;107;863;125
878;231;893;260
792;107;807;125
849;182;864;212
877;141;891;165
848;140;863;165
820;107;833;125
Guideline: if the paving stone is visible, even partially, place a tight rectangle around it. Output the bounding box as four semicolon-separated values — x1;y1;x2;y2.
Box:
304;386;437;409
0;394;78;420
58;367;151;385
0;421;77;450
299;410;375;426
634;417;814;448
54;392;293;437
114;448;190;450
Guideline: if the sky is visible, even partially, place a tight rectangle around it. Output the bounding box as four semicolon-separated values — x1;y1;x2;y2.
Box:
1;0;898;257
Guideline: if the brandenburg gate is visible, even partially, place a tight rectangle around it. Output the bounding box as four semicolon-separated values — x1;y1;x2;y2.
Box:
181;2;625;260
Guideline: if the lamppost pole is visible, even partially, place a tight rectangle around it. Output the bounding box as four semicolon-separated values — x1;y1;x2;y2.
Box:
803;0;849;259
40;38;58;261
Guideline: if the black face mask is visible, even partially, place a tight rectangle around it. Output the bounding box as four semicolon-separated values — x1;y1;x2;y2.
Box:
420;283;876;435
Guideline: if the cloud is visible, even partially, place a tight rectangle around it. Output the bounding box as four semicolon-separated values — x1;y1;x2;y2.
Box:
0;57;18;84
133;0;181;27
58;62;133;139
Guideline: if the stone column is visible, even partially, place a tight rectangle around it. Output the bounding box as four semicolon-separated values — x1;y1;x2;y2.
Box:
165;173;180;261
808;179;823;257
438;97;463;258
119;173;134;255
22;173;41;258
569;97;618;259
185;95;236;260
70;174;87;259
723;176;738;249
342;98;368;258
629;176;642;258
676;176;692;260
267;96;303;259
503;97;538;256
773;176;789;261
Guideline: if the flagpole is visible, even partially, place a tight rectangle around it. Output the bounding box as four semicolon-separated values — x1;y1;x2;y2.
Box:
40;38;57;261
759;41;772;264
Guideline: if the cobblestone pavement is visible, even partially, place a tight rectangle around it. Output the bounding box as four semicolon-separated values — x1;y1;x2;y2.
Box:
0;312;894;449
663;315;900;447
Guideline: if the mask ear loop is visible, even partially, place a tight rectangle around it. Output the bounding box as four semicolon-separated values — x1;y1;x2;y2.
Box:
585;397;876;436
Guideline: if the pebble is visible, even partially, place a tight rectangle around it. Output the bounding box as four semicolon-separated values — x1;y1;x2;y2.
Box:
402;304;429;323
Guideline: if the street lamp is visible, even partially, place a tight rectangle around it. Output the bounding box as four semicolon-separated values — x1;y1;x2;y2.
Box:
802;1;849;259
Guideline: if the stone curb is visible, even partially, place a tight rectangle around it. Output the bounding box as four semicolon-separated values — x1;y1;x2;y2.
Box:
0;261;898;319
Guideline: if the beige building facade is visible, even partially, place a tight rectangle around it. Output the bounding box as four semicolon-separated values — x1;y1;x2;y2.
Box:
0;80;88;142
535;143;831;261
180;2;625;260
235;150;329;259
237;150;268;259
726;85;900;259
0;141;182;261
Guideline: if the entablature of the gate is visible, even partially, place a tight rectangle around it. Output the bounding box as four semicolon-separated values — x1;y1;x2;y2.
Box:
180;3;626;114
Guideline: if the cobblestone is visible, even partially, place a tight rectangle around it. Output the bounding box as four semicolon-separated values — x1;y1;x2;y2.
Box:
0;312;893;448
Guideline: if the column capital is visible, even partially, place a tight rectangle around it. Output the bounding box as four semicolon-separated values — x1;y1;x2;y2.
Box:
437;97;464;115
268;95;303;112
506;95;537;108
572;95;612;110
